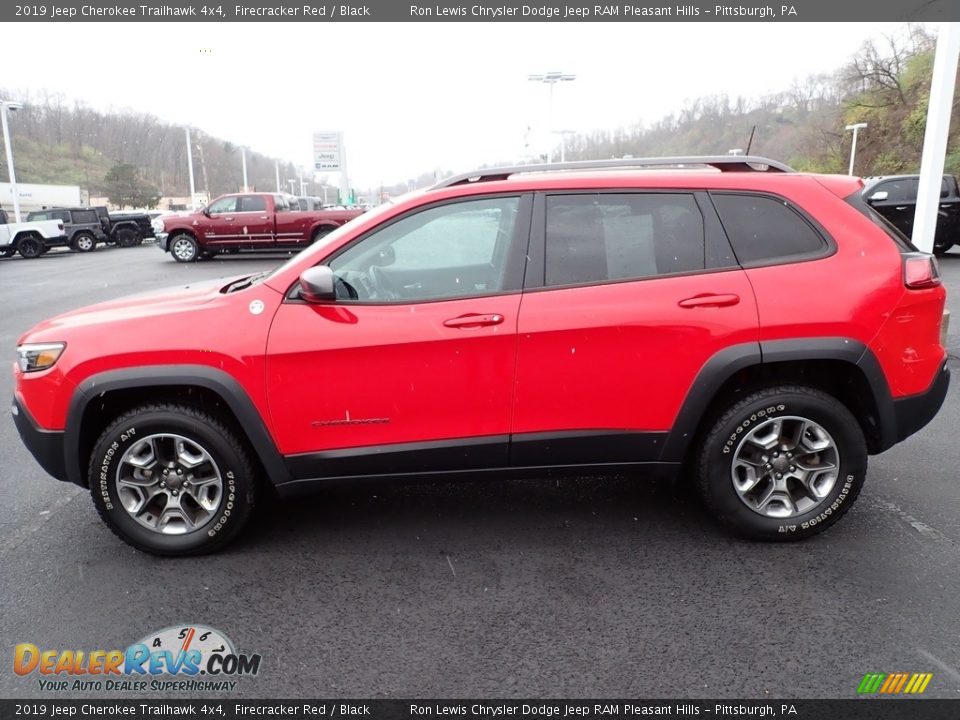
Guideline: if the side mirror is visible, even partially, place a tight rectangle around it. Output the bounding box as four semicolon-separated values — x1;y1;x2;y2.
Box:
299;266;336;302
201;207;211;217
868;191;888;202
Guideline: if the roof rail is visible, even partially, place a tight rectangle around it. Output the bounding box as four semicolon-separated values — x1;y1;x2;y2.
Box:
433;155;795;189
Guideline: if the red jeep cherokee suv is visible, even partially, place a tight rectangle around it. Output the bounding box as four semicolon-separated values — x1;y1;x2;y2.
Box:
12;156;950;555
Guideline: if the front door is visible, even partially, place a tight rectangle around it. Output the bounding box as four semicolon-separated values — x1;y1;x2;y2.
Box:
265;194;531;479
201;196;241;249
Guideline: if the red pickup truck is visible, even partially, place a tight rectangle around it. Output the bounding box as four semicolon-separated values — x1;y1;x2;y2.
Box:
156;193;362;262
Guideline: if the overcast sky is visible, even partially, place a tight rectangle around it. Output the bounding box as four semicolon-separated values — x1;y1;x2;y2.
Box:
6;22;918;186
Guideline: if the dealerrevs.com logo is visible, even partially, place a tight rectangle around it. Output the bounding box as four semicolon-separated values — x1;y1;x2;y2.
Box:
14;625;262;693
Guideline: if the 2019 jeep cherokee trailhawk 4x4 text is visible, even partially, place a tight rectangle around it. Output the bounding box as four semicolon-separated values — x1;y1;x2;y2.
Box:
12;156;950;555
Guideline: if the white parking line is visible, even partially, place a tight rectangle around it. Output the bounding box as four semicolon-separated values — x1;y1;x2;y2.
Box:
869;497;955;545
916;648;960;684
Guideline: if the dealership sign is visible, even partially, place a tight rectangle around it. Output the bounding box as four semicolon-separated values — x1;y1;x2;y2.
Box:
313;131;343;171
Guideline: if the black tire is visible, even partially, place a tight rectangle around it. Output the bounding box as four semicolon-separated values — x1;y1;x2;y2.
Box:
72;232;97;253
0;248;14;258
17;235;43;259
933;239;952;256
88;404;257;556
312;226;334;243
169;233;199;263
115;227;142;248
695;385;867;541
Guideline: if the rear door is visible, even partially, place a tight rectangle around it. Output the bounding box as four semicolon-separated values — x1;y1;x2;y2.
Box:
512;190;759;466
235;194;274;248
274;195;313;247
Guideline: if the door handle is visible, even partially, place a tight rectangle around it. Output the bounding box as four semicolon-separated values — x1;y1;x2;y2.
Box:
895;206;909;211
443;313;504;328
224;216;234;221
260;216;270;220
678;293;740;309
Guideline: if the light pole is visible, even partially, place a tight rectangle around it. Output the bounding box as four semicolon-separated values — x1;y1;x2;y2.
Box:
1;99;24;223
275;161;281;193
287;179;296;195
528;71;576;163
557;129;576;162
184;127;197;209
845;123;867;176
241;147;248;191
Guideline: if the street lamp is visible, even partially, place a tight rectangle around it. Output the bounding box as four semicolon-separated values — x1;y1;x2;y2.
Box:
557;129;577;163
1;99;25;223
528;71;576;163
845;123;868;176
184;127;197;210
241;147;248;192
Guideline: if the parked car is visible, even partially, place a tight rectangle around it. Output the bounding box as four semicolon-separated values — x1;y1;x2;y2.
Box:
91;207;157;247
0;213;68;258
863;174;960;255
12;156;949;555
155;192;362;262
26;207;107;253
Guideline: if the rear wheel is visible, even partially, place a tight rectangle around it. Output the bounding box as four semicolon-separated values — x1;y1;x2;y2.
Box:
72;232;97;253
933;238;953;256
170;234;199;263
695;385;867;541
312;226;335;243
17;235;43;259
88;404;257;556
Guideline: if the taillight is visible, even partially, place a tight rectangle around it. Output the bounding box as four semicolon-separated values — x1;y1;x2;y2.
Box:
904;253;941;289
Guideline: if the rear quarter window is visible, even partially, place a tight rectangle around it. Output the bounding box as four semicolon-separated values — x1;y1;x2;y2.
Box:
711;193;826;265
73;210;98;224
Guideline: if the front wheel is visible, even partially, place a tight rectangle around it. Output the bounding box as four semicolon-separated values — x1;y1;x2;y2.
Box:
170;234;199;262
88;404;257;556
695;385;867;541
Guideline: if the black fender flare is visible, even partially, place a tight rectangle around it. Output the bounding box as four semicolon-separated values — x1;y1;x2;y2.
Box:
659;337;895;463
63;365;291;487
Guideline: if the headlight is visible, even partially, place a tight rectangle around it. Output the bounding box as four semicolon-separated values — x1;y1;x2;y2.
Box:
17;342;66;373
152;218;165;233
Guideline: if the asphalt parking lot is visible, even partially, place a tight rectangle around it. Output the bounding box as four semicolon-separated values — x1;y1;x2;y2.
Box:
2;243;960;700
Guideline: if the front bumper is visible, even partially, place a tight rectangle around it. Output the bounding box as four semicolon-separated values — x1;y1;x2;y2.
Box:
11;397;67;483
893;359;950;444
156;232;170;251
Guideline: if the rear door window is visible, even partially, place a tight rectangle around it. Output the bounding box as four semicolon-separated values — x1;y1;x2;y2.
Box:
544;193;705;287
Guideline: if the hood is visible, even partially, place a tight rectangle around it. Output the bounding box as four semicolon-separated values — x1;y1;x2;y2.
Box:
19;274;256;341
